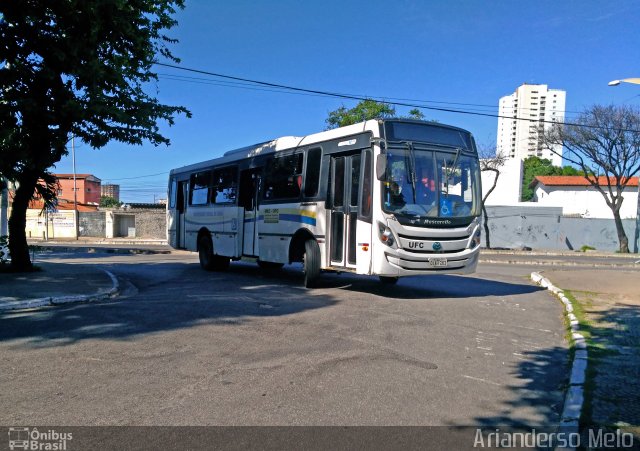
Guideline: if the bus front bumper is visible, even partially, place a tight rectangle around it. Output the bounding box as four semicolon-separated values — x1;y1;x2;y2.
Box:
377;247;480;277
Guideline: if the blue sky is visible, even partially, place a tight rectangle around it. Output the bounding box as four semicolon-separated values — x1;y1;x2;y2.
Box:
54;0;640;202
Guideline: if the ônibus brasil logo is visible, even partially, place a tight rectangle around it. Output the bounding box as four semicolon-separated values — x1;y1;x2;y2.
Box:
8;427;73;450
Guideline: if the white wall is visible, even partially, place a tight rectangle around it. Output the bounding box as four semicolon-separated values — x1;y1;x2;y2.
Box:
534;184;639;219
481;158;523;205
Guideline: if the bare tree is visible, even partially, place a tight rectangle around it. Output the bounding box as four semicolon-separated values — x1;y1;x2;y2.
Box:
543;105;640;253
479;146;507;249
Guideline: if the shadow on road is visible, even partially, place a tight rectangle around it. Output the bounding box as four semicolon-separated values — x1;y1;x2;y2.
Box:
0;258;544;349
470;345;570;429
0;260;338;347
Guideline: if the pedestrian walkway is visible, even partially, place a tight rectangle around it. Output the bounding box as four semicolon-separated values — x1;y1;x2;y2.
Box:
0;262;116;311
544;268;640;430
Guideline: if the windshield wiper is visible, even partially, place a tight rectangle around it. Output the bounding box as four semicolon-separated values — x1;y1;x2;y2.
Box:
444;147;461;196
404;142;417;204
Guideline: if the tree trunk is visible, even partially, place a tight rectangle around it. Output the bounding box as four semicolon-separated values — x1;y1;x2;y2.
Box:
482;204;491;249
8;171;38;271
612;208;630;253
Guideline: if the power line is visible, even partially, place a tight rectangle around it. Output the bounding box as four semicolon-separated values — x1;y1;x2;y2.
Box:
155;62;627;131
104;171;169;181
157;72;583;116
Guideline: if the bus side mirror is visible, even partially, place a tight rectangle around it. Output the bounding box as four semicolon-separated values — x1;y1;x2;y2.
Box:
461;169;468;191
376;154;387;180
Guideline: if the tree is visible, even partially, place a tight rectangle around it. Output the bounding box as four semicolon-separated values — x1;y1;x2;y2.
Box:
542;105;640;253
521;156;584;201
325;99;427;129
479;146;506;249
100;196;122;208
0;1;190;270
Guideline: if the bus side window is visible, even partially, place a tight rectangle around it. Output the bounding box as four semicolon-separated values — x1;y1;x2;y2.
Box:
213;166;238;204
304;147;322;198
176;181;185;213
169;179;177;209
263;154;303;200
360;150;373;219
190;171;211;206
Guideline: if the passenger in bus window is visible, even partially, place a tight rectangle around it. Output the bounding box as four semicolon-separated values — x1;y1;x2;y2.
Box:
388;181;406;208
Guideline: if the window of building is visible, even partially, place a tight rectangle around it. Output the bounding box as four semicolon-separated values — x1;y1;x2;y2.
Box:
263;153;303;200
189;171;212;205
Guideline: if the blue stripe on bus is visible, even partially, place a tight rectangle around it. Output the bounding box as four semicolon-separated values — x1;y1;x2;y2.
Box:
279;214;316;226
244;214;316;226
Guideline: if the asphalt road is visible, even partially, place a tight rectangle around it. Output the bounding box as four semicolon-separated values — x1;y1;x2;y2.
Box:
0;251;568;427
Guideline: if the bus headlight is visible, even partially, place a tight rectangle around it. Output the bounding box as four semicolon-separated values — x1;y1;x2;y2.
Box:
377;222;397;248
470;229;481;249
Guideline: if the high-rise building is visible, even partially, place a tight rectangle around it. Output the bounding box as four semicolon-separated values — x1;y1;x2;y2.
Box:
101;183;120;201
496;84;566;167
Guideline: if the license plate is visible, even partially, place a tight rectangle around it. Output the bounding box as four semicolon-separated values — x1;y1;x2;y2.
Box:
428;258;448;267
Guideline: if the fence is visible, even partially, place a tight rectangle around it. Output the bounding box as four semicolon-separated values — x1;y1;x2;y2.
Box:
484;205;636;252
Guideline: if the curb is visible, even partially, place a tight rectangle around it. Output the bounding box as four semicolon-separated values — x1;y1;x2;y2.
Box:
531;271;588;446
0;269;120;312
482;258;639;268
31;245;171;255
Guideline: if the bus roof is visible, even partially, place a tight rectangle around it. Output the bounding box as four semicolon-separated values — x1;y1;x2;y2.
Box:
168;119;475;176
169;120;382;176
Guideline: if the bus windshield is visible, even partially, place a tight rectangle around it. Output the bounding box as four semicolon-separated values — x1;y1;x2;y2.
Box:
382;146;481;219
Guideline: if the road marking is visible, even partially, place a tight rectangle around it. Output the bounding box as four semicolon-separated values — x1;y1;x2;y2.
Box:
461;375;502;386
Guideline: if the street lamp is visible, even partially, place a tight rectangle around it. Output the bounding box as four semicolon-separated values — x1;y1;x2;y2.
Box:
608;77;640;254
608;78;640;86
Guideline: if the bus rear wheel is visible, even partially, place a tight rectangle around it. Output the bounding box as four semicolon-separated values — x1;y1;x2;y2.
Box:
198;235;229;271
303;239;320;288
198;235;215;271
379;276;399;285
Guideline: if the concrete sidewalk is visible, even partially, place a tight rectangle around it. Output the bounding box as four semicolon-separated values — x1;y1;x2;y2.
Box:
542;267;640;431
0;262;118;311
28;238;171;255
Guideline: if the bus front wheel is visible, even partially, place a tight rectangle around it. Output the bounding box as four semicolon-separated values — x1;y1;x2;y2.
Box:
303;239;320;288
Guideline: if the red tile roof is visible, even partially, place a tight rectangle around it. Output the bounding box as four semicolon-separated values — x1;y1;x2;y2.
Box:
28;199;98;212
531;175;639;188
53;173;98;179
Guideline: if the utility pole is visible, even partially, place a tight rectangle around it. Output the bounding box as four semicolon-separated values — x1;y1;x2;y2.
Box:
635;176;640;254
72;136;79;240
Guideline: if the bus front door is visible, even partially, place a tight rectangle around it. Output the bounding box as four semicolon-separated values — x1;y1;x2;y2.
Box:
239;168;261;256
329;153;361;269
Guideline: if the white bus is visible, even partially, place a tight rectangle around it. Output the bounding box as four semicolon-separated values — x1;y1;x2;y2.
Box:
168;119;482;287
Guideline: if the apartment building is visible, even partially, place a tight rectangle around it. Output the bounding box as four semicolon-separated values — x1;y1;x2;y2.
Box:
101;183;120;201
497;84;566;166
54;174;102;205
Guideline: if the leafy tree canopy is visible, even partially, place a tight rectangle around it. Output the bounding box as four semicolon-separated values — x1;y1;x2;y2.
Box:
0;0;190;269
99;196;122;208
521;156;583;201
325;99;427;129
